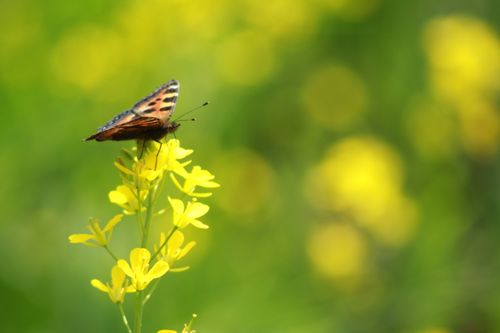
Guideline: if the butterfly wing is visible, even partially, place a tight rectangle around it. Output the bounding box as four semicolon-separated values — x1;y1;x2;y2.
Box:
131;79;179;122
85;80;180;141
86;117;165;141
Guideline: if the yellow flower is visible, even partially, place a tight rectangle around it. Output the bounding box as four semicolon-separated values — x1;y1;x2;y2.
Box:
69;214;123;247
113;139;192;183
158;314;197;333
117;248;170;291
168;197;210;229
156;230;196;271
109;184;147;215
155;139;193;172
170;165;220;197
114;152;160;182
91;265;135;304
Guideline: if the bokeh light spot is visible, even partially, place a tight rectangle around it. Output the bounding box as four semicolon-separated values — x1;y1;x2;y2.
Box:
244;0;315;39
302;65;367;130
307;222;367;282
423;15;500;157
305;137;418;246
424;15;500;102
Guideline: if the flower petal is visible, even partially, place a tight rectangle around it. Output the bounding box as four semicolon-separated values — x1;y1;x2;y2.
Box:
111;265;126;287
168;230;184;252
169;173;184;192
186;202;210;219
117;259;134;278
109;190;128;205
146;261;170;281
168;197;185;213
103;214;124;232
190;219;209;229
114;161;135;175
68;234;94;244
170;266;190;273
188;191;213;198
130;248;151;272
178;241;196;259
90;279;109;292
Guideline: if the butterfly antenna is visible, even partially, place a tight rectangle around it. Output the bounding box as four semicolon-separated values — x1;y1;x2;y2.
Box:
173;101;209;122
177;118;197;122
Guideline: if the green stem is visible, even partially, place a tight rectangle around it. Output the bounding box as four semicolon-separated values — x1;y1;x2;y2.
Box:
118;303;133;333
103;245;118;261
141;183;158;247
152;226;178;261
142;279;160;305
135;182;144;239
134;291;144;333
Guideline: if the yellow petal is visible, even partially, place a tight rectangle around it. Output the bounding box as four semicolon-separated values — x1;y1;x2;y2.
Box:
111;265;126;287
186;202;210;219
168;230;185;252
190;219;209;229
169;173;184;192
188;191;213;198
142;170;160;181
117;259;134;278
90;279;108;292
146;261;170;281
130;248;151;271
103;214;124;232
168;197;185;214
109;190;128;205
114;161;135;175
68;234;94;244
170;266;190;272
157;330;177;333
200;180;220;188
178;241;196;259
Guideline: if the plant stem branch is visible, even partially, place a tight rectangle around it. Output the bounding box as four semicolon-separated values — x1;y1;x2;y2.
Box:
141;183;158;248
103;245;118;261
134;291;144;333
152;226;178;261
118;303;133;333
143;279;161;305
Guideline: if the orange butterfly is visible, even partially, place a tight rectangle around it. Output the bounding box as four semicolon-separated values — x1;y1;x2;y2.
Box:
85;80;180;142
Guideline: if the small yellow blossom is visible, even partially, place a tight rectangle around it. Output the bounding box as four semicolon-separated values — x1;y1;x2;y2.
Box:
115;153;161;182
113;139;193;183
91;265;135;304
154;139;193;172
158;314;197;333
168;197;210;229
171;165;220;197
109;184;147;215
156;230;196;271
117;248;170;291
69;214;123;247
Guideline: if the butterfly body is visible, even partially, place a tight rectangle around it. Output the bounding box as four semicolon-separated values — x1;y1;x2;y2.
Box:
85;80;180;142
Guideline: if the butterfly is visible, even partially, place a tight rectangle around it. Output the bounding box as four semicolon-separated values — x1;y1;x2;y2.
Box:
85;80;180;142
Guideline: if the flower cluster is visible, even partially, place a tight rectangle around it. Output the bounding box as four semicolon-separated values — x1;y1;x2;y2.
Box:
69;138;218;333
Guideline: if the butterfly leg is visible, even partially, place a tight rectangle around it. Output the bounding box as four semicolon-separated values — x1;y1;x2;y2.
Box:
154;140;163;170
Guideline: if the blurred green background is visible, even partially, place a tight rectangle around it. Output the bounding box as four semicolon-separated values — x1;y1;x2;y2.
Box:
1;0;499;332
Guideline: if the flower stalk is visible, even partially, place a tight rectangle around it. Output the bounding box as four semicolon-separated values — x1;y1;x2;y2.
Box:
69;138;218;333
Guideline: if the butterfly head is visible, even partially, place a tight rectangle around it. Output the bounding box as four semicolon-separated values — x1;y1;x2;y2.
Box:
166;121;180;133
